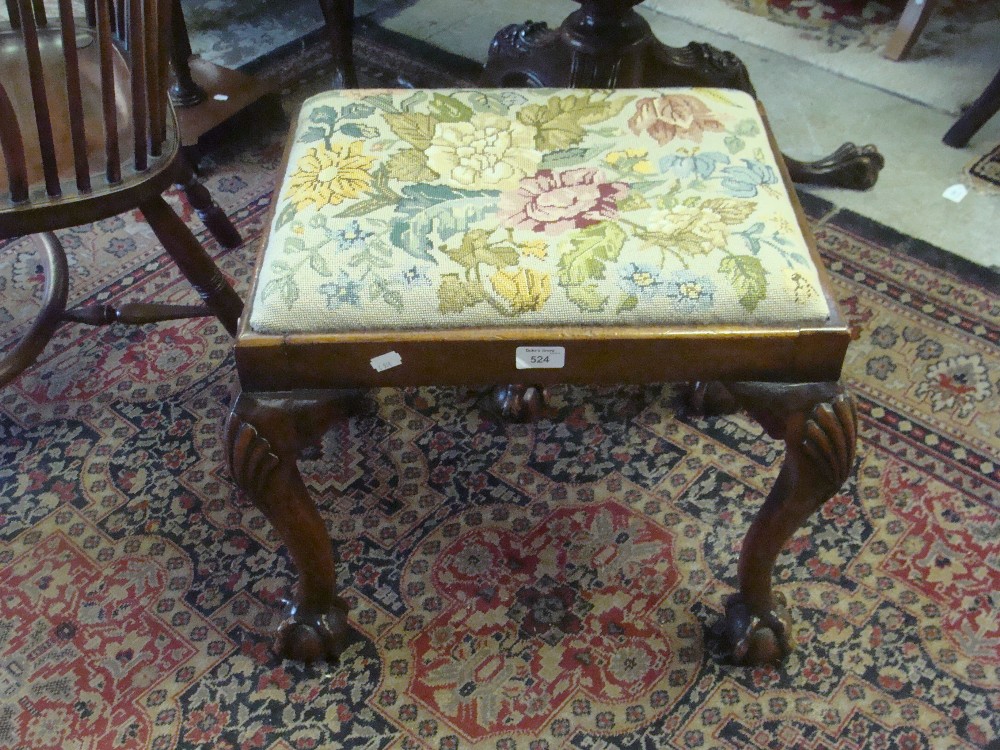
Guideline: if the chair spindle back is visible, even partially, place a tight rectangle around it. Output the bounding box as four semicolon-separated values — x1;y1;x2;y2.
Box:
0;0;172;204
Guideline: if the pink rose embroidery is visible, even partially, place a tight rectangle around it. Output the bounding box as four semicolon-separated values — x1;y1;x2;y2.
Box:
499;168;628;235
628;95;725;144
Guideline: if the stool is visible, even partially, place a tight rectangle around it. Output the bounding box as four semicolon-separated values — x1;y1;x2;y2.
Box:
226;86;859;666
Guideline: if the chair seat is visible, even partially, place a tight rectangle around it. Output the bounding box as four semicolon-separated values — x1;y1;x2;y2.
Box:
1;26;148;190
249;87;832;336
0;25;180;236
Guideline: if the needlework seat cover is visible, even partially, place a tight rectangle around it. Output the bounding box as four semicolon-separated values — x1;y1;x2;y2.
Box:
250;87;831;334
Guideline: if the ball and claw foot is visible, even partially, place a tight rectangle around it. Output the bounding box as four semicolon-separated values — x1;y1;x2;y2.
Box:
719;592;793;666
274;602;352;663
492;385;548;423
784;143;885;191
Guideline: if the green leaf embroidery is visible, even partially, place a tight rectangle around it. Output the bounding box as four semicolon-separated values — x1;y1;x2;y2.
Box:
734;118;761;137
724;135;745;155
466;90;527;114
308;105;337;126
702;198;757;226
309;253;331;276
719;254;768;312
275;202;297;231
557;222;627;286
400;91;430;112
298;126;327;144
334;167;401;219
518;92;632;150
261;268;299;309
539;147;607;169
383;111;438;150
565;283;608;313
618;193;650;212
342;102;375;119
443;229;519;270
390;184;499;262
438;273;486;314
339;123;380;139
616;293;639;314
428;93;474;123
386;149;438;182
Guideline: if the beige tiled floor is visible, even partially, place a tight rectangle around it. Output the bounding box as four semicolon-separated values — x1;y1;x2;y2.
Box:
375;0;1000;271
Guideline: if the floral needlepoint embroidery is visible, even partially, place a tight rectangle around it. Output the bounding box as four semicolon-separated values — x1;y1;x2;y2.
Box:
425;113;541;191
491;268;553;313
320;272;362;309
500;169;628;235
665;271;715;311
334;220;373;253
286;141;374;210
622;263;664;297
252;88;832;334
628;94;725;145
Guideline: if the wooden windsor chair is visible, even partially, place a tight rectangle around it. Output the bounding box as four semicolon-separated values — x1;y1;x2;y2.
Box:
0;0;244;387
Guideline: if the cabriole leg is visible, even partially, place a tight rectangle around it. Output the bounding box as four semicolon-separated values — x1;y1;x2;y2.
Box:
224;391;359;662
712;382;858;665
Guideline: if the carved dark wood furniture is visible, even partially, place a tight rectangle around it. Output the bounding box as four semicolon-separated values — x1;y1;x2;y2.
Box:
226;85;859;667
943;66;1000;148
483;0;885;192
169;0;356;154
0;0;243;387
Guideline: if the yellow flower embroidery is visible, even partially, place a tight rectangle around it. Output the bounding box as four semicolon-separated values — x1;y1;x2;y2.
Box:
286;141;374;210
519;240;548;260
605;149;654;175
491;268;552;313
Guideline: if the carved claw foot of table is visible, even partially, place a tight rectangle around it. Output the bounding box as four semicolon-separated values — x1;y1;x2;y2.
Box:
483;1;884;191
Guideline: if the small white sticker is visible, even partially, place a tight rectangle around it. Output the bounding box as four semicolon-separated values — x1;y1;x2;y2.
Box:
213;93;230;102
942;184;968;203
370;351;402;372
516;346;565;369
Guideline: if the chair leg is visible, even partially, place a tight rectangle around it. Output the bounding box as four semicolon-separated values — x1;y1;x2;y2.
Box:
943;67;1000;148
0;233;68;387
140;195;243;336
482;3;884;191
883;0;940;61
317;0;357;89
174;158;243;249
702;381;858;665
225;391;361;662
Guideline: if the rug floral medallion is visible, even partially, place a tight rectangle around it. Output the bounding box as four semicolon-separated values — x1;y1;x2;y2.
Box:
1;31;998;750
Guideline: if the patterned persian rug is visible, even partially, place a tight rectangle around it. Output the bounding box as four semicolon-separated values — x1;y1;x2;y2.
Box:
1;25;999;750
966;144;1000;195
643;0;1000;115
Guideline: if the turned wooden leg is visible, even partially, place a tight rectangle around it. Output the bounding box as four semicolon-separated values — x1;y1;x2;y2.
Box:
482;3;884;191
883;0;940;62
140;195;243;336
943;67;1000;148
167;0;207;107
174;159;243;249
317;0;357;89
225;391;364;662
709;382;858;665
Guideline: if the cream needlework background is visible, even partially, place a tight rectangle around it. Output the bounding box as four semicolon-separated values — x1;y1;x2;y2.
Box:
250;88;831;334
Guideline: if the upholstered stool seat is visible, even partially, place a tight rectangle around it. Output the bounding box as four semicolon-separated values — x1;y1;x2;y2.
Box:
251;88;830;336
227;86;859;667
